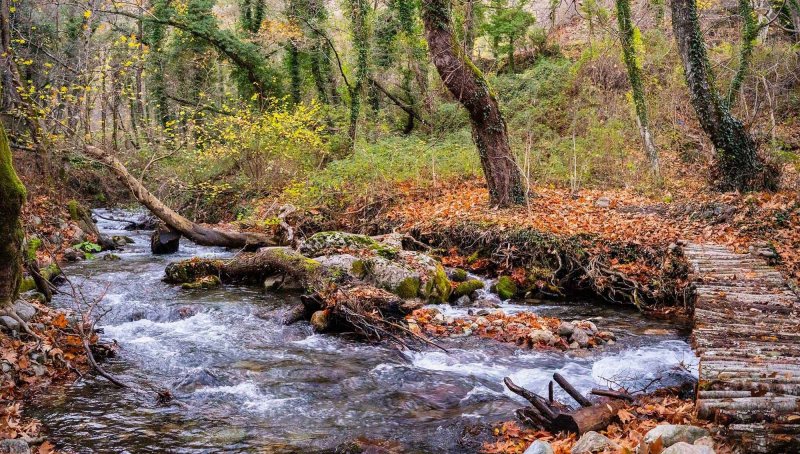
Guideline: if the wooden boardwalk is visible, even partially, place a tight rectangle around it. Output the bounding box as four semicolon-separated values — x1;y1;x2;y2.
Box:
685;243;800;453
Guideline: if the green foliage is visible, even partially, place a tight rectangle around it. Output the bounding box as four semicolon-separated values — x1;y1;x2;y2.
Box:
281;132;480;209
493;275;517;299
481;0;535;70
76;241;102;254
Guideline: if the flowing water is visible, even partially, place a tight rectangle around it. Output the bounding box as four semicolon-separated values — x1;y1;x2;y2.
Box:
32;210;698;453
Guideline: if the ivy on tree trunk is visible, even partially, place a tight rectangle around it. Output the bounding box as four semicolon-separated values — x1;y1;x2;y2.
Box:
671;0;775;191
616;0;659;175
421;0;526;206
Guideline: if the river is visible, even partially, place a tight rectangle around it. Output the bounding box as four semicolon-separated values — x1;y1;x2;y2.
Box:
31;210;698;453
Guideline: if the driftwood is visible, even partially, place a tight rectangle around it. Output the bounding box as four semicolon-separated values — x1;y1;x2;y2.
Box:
505;375;628;435
83;145;280;249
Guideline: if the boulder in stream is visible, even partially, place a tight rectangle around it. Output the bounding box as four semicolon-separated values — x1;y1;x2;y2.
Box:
571;431;619;453
151;225;180;254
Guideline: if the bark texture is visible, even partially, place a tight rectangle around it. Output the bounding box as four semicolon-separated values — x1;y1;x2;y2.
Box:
83;145;280;249
0;122;25;308
671;0;774;191
421;0;526;206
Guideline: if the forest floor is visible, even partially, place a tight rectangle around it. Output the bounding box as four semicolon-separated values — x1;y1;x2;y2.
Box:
375;180;800;287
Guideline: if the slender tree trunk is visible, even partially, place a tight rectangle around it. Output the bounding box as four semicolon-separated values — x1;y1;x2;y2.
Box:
727;0;758;106
0;122;25;309
287;41;302;104
346;0;370;148
616;0;659;175
421;0;526;206
309;40;330;103
671;0;773;191
463;0;475;56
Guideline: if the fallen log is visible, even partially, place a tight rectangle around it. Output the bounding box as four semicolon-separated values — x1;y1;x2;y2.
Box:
504;375;628;435
164;247;321;287
83;145;280;249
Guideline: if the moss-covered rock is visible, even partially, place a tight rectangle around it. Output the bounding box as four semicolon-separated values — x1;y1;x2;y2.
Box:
181;275;222;290
396;277;422;299
494;276;518;300
19;277;36;293
423;264;452;303
449;268;468;282
165;259;225;283
453;279;484;298
299;231;398;258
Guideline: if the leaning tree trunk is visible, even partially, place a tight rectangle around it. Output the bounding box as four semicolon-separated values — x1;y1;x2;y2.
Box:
616;0;659;175
671;0;774;191
421;0;526;207
0;122;25;309
83;145;280;249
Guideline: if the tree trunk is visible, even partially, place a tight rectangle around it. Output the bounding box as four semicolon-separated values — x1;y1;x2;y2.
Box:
727;0;758;107
421;0;526;206
671;0;774;191
0;122;25;309
463;0;475;56
616;0;659;175
83;145;281;249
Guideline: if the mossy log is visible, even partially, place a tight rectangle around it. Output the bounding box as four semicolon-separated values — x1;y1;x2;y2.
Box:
84;145;281;249
165;247;321;287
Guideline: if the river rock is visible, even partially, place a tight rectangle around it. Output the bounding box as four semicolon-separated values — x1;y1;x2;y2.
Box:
524;440;554;454
174;369;223;392
558;321;575;336
0;439;30;454
571;431;619;453
64;247;86;261
151;226;180;254
0;316;19;332
595;197;611;208
528;329;555;345
660;442;714;454
11;301;36;322
570;328;590;347
310;310;330;332
643;425;709;449
454;295;471;306
299;231;397;258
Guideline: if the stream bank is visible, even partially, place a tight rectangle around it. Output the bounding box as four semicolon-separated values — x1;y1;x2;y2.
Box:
25;211;700;452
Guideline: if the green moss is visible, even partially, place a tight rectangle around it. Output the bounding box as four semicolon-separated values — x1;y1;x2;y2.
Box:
395;276;421;299
25;237;43;263
0;123;26;305
19;277;36;293
351;259;369;278
181;275;222;289
453;279;484;298
302;231;398;258
40;263;62;282
67;199;81;221
451;268;468;282
423;264;452;303
466;251;480;264
494;276;518;300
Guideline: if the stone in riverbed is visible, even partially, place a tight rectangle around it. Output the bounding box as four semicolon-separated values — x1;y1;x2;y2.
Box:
571;431;619;453
558;321;575;336
524;440;554;454
151;226;180;254
660;442;714;454
63;247;86;261
0;316;19;331
643;425;709;449
570;328;590;347
528;329;555;345
310;310;330;332
0;439;30;454
493;276;517;300
12;301;36;322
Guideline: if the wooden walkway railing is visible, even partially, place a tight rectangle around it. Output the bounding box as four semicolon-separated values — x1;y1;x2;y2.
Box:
685;243;800;453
